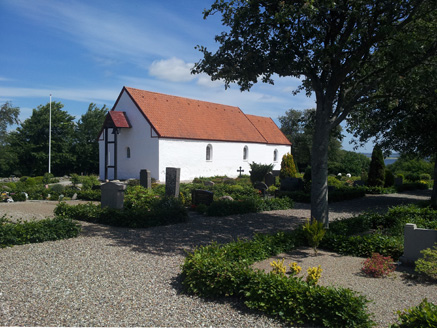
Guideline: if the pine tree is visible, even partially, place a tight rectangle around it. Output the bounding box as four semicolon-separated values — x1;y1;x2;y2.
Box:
368;145;385;187
280;153;298;180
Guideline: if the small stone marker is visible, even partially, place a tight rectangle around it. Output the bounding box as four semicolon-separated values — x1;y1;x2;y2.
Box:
192;189;214;206
72;193;77;200
237;166;244;177
254;182;268;197
165;167;180;197
101;181;126;209
140;169;152;189
265;172;275;187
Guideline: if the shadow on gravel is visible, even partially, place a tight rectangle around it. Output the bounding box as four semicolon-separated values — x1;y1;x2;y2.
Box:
79;189;432;257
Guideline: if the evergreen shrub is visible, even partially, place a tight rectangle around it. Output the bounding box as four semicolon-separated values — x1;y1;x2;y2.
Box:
391;299;437;328
368;145;385;187
279;153;298;180
249;162;273;184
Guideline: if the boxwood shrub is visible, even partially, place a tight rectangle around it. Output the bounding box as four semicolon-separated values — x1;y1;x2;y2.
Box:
0;216;81;248
181;230;373;327
55;197;188;228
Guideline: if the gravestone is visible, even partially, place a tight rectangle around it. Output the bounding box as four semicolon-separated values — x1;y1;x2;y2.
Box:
140;169;152;189
272;170;280;177
192;189;214;206
280;178;304;191
101;181;126;209
165;167;180;197
400;223;437;265
237;166;245;177
72;193;77;200
265;172;275;187
395;177;403;186
254;182;268;197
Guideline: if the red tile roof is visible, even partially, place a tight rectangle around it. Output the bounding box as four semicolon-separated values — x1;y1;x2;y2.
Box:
114;87;291;145
108;111;131;128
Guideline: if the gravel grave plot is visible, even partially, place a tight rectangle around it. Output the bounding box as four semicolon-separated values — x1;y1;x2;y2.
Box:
0;189;434;327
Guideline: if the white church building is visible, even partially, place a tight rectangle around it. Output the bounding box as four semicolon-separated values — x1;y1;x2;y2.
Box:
98;87;292;182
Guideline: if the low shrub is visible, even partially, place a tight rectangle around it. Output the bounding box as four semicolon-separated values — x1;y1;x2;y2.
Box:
205;197;293;217
11;192;26;202
55;197;188;228
50;183;65;194
420;173;432;181
391;299;437;328
302;219;326;255
396;181;429;192
0;215;81;248
277;187;365;203
77;189;101;201
361;253;396;278
415;244;437;281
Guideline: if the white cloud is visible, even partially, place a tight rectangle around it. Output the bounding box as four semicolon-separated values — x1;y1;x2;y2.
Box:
149;58;195;82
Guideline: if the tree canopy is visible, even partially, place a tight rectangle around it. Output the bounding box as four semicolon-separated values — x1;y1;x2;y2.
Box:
0;102;20;146
193;0;437;225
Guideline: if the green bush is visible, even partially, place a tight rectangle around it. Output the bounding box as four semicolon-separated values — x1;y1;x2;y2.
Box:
391;299;437;328
385;169;395;187
277;187;365;203
279;153;298;180
43;172;55;184
11;192;26;202
55;197;188;228
205;197;294;217
77;189;101;201
124;185;158;209
0;216;81;248
249;162;273;184
420;173;432;181
50;184;65;194
80;175;100;190
415;244;437;281
70;173;81;186
395;181;429;192
405;172;421;182
181;231;373;328
368;145;385;187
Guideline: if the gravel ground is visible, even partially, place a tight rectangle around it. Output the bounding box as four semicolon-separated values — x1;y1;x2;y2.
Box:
0;189;434;327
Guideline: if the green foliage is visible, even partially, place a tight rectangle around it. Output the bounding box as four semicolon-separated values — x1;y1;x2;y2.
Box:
181;231;373;328
385;169;395;187
415;244;437;281
277;187;366;203
0;216;81;248
249;162;273;184
420;174;432;181
302;219;326;254
391;299;437;328
80;175;100;190
395;181;429;192
0;101;20;145
368;145;385;187
329;150;371;176
70;173;81;186
124;185;158;209
50;183;65;194
55;198;188;228
42;172;54;184
389;156;434;178
279;153;297;180
206;197;294;217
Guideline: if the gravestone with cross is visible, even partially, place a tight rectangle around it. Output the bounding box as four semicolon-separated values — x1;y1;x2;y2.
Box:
237;166;245;177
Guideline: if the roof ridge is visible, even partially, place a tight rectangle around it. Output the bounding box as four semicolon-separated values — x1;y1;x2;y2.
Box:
244;113;269;144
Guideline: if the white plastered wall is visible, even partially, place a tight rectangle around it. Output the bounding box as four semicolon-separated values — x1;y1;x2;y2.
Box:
158;138;291;182
99;90;159;180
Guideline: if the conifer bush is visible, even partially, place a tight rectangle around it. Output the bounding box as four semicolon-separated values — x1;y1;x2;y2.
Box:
279;153;298;180
367;145;385;187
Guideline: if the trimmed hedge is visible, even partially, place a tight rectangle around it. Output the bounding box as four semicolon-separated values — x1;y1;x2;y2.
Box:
55;197;188;228
181;231;374;327
277;187;366;203
0;216;81;248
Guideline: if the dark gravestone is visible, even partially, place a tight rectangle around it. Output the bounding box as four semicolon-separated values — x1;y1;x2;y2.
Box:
395;177;403;186
280;178;304;191
254;182;268;197
272;170;280;177
265;172;275;187
165;167;180;197
353;180;365;187
140;169;152;189
192;189;214;206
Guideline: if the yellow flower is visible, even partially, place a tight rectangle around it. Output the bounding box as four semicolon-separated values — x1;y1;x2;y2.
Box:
289;262;302;275
270;259;287;276
306;265;323;284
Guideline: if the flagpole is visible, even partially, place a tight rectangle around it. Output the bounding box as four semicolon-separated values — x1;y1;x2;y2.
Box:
49;94;52;174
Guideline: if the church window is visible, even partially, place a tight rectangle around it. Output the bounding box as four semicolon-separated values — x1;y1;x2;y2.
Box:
127;147;131;158
274;149;278;162
206;144;212;161
243;146;249;161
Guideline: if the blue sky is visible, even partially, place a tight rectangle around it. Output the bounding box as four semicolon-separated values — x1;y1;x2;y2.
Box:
1;0;371;151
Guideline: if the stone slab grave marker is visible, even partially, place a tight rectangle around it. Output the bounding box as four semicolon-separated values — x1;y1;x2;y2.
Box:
165;167;180;197
140;169;152;189
265;172;275;187
400;223;437;265
101;181;126;209
192;189;214;206
254;182;268;197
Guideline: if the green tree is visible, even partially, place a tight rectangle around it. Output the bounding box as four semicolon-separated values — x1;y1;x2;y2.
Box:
368;145;386;187
73;103;108;174
328;150;371;176
8;102;76;176
193;0;436;225
279;108;343;172
0;102;20;145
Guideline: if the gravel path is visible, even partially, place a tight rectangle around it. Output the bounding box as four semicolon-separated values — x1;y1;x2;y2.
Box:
0;189;434;327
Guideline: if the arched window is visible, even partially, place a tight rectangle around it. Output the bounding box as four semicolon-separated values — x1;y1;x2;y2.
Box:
206;144;212;161
243;145;248;161
274;149;278;162
127;147;131;158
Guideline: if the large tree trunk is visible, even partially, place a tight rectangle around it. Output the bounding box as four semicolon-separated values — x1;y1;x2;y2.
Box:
311;103;331;227
431;154;437;208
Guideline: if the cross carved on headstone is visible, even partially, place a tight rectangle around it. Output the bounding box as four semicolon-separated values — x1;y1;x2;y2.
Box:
237;166;244;177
